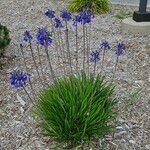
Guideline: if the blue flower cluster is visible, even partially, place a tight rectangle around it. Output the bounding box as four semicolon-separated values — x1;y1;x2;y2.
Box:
90;50;100;63
44;9;94;28
45;9;55;19
60;10;72;21
73;9;94;26
54;18;63;28
90;41;125;64
23;31;33;42
36;28;52;46
116;42;125;57
10;70;30;88
80;9;94;24
100;41;111;50
73;15;82;26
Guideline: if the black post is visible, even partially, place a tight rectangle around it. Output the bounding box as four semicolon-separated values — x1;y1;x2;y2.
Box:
133;0;150;22
139;0;147;12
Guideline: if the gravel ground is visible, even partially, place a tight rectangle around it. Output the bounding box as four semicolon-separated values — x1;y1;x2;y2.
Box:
0;0;150;150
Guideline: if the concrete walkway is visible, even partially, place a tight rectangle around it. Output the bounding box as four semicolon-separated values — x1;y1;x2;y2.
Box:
110;0;150;7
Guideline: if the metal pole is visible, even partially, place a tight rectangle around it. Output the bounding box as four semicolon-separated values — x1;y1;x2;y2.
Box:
139;0;148;13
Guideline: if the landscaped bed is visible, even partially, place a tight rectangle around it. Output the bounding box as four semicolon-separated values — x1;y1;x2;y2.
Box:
0;0;150;149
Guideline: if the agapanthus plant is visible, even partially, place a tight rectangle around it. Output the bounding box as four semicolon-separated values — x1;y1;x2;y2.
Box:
9;8;126;149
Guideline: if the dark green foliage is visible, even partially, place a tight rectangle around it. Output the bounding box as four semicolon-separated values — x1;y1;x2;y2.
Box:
34;72;118;148
68;0;110;14
0;23;11;57
115;11;133;20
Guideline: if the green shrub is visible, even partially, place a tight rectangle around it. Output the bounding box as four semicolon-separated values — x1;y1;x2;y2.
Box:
34;72;118;148
0;23;11;58
68;0;110;14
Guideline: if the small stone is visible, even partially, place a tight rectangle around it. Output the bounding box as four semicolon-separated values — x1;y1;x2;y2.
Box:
129;140;136;144
116;126;124;130
114;131;127;138
118;118;126;123
120;139;126;143
145;144;150;149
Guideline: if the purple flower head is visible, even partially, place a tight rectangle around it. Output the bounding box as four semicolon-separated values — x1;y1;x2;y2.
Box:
73;15;82;26
100;41;111;50
23;30;33;42
45;9;55;19
36;28;52;46
90;50;100;63
116;42;125;57
54;18;63;28
10;70;30;88
80;9;94;24
60;10;72;21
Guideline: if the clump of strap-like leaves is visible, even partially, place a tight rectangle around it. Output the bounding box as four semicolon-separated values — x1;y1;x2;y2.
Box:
0;23;11;58
68;0;110;14
34;72;118;148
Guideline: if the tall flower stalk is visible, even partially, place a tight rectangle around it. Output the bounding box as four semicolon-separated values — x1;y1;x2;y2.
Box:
36;28;56;82
73;15;81;72
44;45;56;82
23;31;44;87
56;29;67;75
100;40;110;75
90;50;100;75
45;10;61;66
82;23;86;71
85;24;90;74
60;10;73;74
20;44;37;99
51;19;60;65
53;18;67;75
36;44;48;85
75;24;79;72
112;42;125;81
80;9;94;72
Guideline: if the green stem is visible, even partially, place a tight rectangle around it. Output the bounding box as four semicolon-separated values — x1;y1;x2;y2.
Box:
65;21;73;74
112;56;119;81
100;49;106;75
37;44;48;86
93;61;97;76
44;45;56;83
57;29;66;75
75;25;79;72
85;25;89;74
88;22;92;73
50;19;61;65
29;40;44;87
20;45;36;100
59;28;66;60
83;24;86;71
